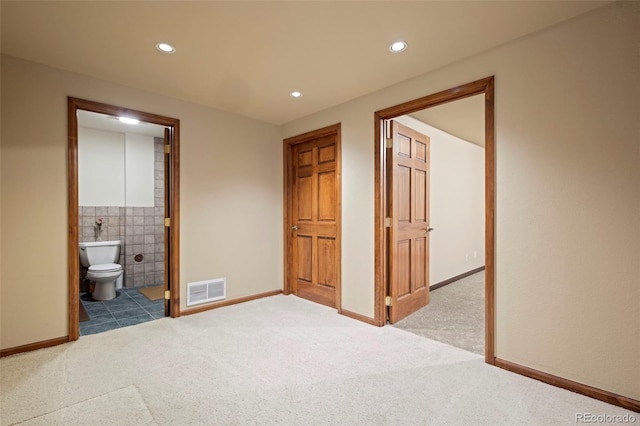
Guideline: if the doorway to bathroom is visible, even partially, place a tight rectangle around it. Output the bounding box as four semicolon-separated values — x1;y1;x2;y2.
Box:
67;98;180;340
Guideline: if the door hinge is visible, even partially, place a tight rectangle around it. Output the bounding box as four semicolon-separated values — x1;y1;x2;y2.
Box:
385;217;391;228
164;144;171;154
385;296;392;306
164;218;170;227
164;290;170;300
385;138;393;149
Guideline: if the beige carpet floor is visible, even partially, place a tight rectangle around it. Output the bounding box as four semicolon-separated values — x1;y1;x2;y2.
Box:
1;295;635;425
393;271;485;355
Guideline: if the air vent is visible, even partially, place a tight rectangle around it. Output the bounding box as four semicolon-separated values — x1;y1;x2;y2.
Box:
187;278;226;306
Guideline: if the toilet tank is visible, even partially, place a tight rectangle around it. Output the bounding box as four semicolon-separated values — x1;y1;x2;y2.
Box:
79;240;121;267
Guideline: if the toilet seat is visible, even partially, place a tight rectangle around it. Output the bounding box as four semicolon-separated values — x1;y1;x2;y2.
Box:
88;263;122;273
87;263;123;282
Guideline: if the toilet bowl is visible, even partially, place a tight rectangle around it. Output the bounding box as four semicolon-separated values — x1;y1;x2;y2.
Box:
79;240;123;301
87;263;123;301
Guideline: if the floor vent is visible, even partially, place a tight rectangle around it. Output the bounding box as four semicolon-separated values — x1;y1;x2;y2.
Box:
187;278;226;306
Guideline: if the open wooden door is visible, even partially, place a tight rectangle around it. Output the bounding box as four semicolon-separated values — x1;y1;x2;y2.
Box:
388;121;431;323
163;127;172;317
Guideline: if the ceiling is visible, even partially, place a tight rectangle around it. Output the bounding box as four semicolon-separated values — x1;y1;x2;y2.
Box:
410;94;485;147
78;110;167;138
1;1;608;125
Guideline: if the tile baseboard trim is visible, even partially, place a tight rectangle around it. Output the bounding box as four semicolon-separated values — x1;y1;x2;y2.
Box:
339;309;380;326
181;289;283;316
1;336;69;358
430;266;485;291
494;358;640;412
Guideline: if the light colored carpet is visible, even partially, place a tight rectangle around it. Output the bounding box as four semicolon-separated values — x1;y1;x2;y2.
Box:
17;385;154;426
1;295;634;425
393;271;485;355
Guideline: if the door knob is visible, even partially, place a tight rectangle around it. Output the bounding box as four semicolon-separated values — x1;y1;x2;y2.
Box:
291;225;298;231
426;227;434;232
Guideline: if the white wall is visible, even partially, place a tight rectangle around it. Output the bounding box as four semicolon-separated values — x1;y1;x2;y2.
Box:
395;115;484;285
78;127;125;206
78;128;155;207
124;133;154;207
282;3;639;400
1;54;283;350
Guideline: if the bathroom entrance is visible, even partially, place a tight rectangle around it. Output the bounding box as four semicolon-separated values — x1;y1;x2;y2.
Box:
67;98;180;340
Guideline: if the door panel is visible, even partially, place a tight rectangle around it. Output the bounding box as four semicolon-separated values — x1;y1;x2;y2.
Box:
298;149;312;166
297;236;313;283
317;237;336;287
286;126;341;309
415;171;427;221
388;121;431;323
398;166;411;221
318;172;336;221
318;145;335;163
413;237;427;291
298;177;313;220
397;240;411;296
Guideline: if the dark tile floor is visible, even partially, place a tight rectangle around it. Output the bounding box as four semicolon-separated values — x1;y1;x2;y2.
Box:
79;285;165;336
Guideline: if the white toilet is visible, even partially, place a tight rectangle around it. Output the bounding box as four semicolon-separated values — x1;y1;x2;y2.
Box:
79;240;124;301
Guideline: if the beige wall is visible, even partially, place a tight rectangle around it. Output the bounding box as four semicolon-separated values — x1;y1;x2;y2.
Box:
395;115;485;285
282;3;639;399
0;55;283;349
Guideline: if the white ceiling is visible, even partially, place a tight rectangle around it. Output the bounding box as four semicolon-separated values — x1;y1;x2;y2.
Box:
1;1;609;125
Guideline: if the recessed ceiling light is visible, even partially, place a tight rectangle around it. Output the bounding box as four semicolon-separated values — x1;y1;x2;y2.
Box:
119;117;140;125
155;42;176;54
389;41;408;53
290;91;303;98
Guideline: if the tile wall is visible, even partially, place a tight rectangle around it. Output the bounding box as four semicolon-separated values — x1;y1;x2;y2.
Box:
78;137;165;288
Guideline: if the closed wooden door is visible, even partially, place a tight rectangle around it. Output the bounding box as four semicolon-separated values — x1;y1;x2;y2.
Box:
285;124;341;309
388;121;431;323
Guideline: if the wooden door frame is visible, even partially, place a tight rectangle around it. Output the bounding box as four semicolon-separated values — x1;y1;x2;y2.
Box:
67;97;181;341
374;77;495;364
283;123;342;311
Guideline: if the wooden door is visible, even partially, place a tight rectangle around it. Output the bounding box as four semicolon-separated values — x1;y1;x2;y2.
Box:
388;121;431;323
163;127;171;317
285;125;341;309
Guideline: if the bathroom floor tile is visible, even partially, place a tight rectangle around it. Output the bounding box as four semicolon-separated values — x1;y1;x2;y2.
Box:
150;311;166;320
111;308;148;320
81;304;108;316
105;299;141;313
80;320;120;336
80;312;116;327
78;285;164;337
127;292;151;301
117;314;154;328
135;300;162;311
144;304;165;315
